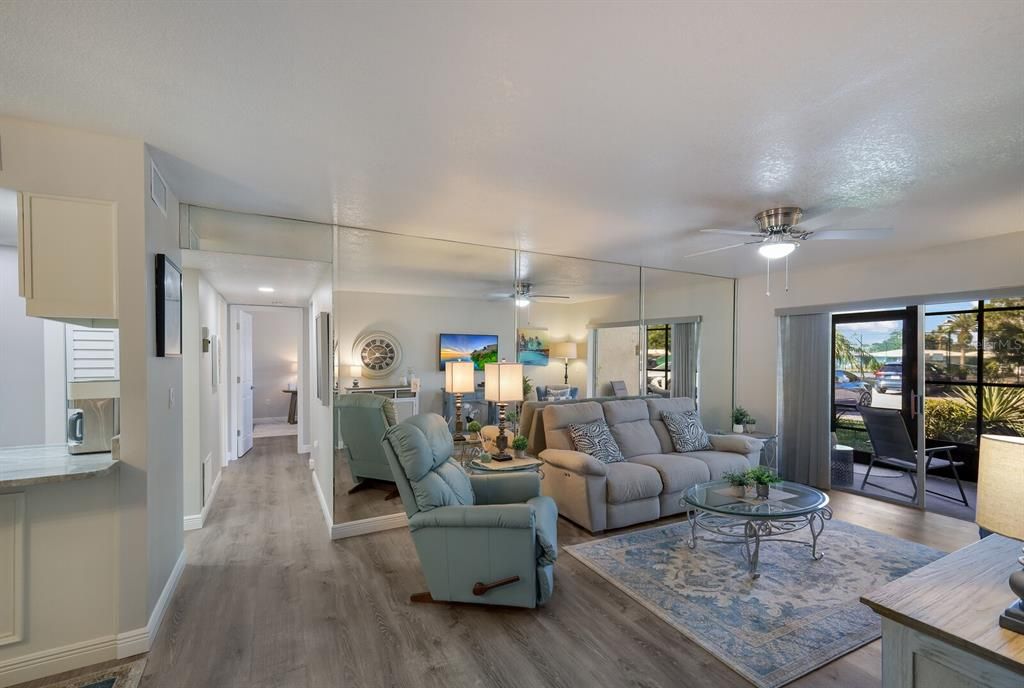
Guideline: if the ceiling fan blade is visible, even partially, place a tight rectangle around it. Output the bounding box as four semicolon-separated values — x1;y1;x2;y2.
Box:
699;228;763;236
810;227;894;241
682;241;761;259
530;294;571;300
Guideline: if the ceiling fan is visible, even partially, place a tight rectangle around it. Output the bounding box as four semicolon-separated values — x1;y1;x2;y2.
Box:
507;282;571;308
684;206;893;259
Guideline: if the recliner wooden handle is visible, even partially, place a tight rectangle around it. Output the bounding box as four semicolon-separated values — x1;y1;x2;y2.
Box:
472;576;520;596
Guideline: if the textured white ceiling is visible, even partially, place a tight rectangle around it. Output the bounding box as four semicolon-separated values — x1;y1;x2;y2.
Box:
181;250;329;307
1;2;1022;276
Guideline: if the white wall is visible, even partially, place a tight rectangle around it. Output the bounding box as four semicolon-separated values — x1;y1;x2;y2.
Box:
0;246;46;446
143;148;183;619
735;231;1024;429
0;116;172;682
309;277;334;525
333;290;517;416
182;270;229;520
244;307;300;422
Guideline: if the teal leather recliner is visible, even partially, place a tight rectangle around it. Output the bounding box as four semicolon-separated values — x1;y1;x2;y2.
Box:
336;394;397;484
381;413;558;608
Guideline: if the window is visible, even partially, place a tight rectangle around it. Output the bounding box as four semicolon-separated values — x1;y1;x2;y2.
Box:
924;299;1024;476
646;324;671;395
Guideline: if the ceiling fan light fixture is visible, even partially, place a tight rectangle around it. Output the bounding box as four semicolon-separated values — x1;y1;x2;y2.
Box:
515;296;530;307
758;240;798;260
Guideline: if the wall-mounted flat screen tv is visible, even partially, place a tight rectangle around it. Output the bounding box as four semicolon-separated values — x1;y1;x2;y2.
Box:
439;333;499;371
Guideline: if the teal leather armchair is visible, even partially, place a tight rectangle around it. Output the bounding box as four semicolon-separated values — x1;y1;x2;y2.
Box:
336;394;397;484
381;413;558;608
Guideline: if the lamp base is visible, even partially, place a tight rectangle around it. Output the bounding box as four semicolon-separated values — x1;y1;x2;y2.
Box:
452;433;466;442
492;451;514;462
999;599;1024;634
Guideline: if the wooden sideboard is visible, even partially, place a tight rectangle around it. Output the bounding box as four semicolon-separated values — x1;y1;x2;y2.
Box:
861;534;1024;688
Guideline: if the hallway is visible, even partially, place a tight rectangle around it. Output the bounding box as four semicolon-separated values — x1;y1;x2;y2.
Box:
141;435;978;688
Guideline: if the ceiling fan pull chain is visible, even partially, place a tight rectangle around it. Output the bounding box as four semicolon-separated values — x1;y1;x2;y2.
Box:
765;258;771;296
785;255;790;292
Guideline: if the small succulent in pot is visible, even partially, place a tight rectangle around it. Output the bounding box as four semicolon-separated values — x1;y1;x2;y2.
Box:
722;470;750;497
746;466;782;498
511;435;528;458
731;406;750;433
467;420;482;439
744;417;757;433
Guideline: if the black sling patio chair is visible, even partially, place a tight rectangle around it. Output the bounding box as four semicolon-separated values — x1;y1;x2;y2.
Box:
857;405;969;507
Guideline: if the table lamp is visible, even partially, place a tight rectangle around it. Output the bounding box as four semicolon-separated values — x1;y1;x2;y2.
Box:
485;360;523;461
550;341;578;385
445;361;475;441
348;365;363;388
976;434;1024;634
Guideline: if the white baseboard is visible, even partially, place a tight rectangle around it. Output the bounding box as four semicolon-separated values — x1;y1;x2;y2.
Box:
331;512;408;539
0;634;119;686
0;548;187;685
182;464;223;532
311;469;332;537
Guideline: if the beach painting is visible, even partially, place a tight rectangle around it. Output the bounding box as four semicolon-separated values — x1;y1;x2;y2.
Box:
439;333;499;371
517;328;550;366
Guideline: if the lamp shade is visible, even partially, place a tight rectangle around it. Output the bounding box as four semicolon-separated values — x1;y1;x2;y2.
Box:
484;362;523;403
348;365;363;378
976;434;1024;540
550;341;578;360
445;361;476;393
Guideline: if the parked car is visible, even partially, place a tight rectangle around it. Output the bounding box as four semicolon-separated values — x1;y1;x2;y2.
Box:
874;363;902;394
835;370;873;407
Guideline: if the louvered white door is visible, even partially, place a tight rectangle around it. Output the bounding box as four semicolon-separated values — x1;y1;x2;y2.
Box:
65;325;120;381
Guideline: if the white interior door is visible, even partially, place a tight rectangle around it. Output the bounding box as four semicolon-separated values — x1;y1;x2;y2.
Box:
237;310;254;457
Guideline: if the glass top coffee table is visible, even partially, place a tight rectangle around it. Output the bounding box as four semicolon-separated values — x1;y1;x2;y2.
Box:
681;480;832;579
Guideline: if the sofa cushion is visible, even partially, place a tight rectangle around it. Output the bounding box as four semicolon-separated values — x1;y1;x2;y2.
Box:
601;399;661;459
682;450;752;480
383;416;475;512
662;410;713;452
568;421;625;464
629;453;712;493
605;462;663;504
543;401;605;451
647;397;698;452
409;459;476;512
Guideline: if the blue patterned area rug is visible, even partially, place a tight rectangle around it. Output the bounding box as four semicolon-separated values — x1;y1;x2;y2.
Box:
32;657;146;688
564;519;943;688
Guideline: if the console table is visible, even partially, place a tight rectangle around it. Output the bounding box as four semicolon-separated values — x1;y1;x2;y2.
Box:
861;534;1024;688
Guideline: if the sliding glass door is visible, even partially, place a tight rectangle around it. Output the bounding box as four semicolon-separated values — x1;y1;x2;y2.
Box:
831;309;920;506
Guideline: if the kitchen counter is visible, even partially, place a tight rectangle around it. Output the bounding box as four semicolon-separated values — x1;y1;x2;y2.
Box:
0;444;119;488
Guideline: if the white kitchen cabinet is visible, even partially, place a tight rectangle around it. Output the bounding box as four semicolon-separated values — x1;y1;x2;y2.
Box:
18;192;118;326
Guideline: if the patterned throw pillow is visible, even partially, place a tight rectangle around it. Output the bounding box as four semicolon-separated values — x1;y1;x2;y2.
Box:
545;388;573;401
568;421;625;464
661;410;713;452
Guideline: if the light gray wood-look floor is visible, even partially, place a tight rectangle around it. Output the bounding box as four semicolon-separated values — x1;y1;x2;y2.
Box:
139;435;978;688
333;447;404;522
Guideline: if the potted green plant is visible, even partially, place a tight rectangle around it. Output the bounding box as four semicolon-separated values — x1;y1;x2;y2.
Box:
467;420;482;441
746;466;782;499
522;375;533;400
506;407;519;434
722;470;750;497
732;406;750;433
511;435;528;458
744;416;758;433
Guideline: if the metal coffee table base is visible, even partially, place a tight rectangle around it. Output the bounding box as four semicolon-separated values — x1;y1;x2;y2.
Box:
686;506;833;579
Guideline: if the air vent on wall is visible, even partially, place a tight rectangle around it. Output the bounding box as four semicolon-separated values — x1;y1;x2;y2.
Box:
150;160;167;216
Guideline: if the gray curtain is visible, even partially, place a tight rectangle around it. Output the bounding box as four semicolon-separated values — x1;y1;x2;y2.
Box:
777;313;831;489
671;321;699;400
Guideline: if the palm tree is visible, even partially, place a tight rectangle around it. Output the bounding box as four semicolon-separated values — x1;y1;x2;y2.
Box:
938;314;975;370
